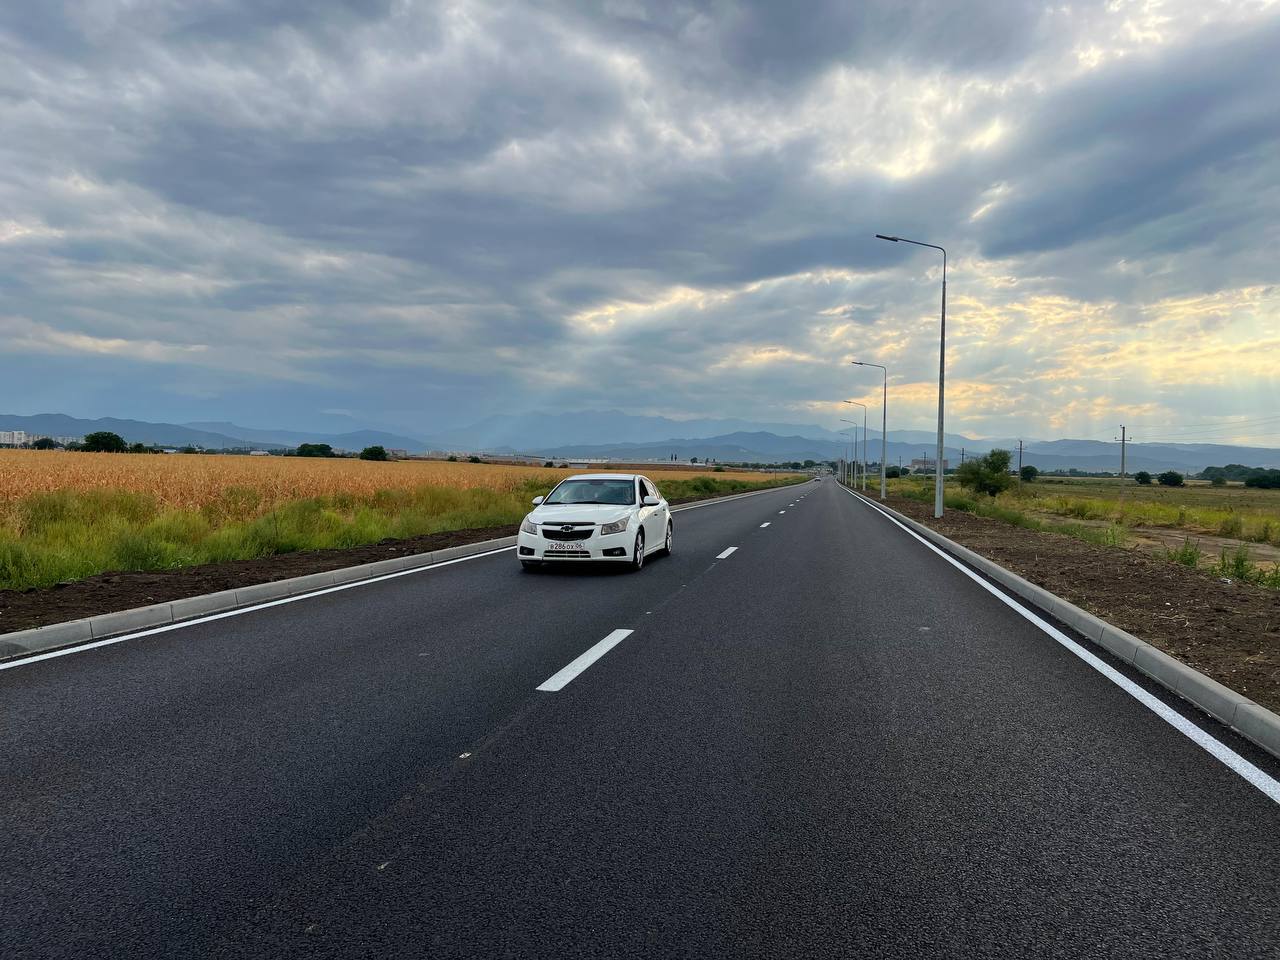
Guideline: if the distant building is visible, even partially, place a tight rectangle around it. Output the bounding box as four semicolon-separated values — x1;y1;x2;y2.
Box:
910;458;949;472
249;449;271;456
0;430;28;446
387;448;409;459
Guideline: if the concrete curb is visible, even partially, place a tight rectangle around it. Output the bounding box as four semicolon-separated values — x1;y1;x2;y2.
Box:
854;491;1280;761
0;481;804;664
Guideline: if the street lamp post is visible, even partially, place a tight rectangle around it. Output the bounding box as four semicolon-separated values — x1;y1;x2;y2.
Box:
843;401;867;491
851;360;888;500
838;428;854;484
839;420;856;486
875;234;947;518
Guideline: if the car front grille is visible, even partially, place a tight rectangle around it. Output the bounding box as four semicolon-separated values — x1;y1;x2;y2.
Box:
541;527;594;541
544;549;591;558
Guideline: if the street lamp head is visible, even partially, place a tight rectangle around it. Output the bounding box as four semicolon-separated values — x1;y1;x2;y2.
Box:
875;234;900;242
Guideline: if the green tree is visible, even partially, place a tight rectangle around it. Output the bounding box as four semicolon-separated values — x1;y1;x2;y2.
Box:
296;442;336;458
1210;475;1227;487
1244;470;1280;489
885;465;901;479
359;445;389;461
1134;471;1152;485
1019;464;1039;483
956;448;1013;497
1157;470;1185;487
31;437;61;450
468;455;482;463
82;431;128;453
544;460;555;468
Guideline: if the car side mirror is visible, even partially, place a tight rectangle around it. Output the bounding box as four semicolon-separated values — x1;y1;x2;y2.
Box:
643;495;660;506
532;495;544;505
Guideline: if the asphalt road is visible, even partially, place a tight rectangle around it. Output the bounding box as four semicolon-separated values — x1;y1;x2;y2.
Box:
4;480;1280;959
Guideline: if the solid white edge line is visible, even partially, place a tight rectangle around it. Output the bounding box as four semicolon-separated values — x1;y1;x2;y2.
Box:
716;547;738;559
840;486;1280;805
760;522;771;528
0;546;516;672
537;629;634;692
2;483;807;674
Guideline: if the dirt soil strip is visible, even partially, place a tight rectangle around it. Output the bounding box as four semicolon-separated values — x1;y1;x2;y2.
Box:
882;495;1280;715
0;490;773;636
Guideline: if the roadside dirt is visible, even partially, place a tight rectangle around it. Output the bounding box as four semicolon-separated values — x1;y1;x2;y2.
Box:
884;494;1280;715
0;488;769;636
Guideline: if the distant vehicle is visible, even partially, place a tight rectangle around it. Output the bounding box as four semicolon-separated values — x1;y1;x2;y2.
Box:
814;476;822;481
517;474;672;571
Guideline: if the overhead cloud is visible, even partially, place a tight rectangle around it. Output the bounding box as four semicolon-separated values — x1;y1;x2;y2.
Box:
1;0;1276;444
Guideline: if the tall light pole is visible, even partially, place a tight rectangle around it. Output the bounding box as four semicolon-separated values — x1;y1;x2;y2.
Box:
851;360;888;500
838;428;854;484
840;418;859;487
876;233;947;518
843;401;867;490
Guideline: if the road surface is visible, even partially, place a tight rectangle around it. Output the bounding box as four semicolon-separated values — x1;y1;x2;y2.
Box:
4;480;1280;958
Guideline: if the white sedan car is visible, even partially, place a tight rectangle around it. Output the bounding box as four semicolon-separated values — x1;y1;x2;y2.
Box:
517;473;672;571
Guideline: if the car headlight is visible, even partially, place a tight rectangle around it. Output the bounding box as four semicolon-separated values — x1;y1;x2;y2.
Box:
521;516;539;535
598;517;629;536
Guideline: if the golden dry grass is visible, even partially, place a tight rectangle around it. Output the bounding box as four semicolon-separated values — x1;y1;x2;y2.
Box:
0;451;782;510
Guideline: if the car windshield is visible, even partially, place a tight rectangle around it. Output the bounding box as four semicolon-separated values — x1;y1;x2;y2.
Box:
544;479;636;506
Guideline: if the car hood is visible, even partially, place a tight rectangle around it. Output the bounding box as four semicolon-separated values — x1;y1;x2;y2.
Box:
529;503;634;525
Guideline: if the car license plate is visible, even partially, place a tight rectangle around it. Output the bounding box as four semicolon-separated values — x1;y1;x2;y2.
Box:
547;540;582;552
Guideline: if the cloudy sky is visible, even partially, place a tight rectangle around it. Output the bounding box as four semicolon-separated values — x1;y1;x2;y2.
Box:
2;0;1277;443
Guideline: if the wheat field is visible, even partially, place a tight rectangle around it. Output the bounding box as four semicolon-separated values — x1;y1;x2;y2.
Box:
0;451;779;508
0;451;800;589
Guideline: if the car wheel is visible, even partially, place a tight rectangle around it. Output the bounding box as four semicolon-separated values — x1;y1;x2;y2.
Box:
520;560;541;572
659;520;673;556
631;529;645;571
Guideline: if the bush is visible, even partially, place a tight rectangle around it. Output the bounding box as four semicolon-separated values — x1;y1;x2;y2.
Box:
31;437;61;450
1019;465;1038;483
1157;470;1185;487
1244;469;1280;489
1164;538;1202;568
296;443;336;458
468;455;483;463
359;445;389;461
544;461;554;468
956;449;1013;498
1210;475;1227;487
1134;471;1152;485
82;431;127;453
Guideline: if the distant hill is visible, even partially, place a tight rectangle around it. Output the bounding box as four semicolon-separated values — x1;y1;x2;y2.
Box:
0;414;430;452
532;431;1280;472
0;414;272;450
4;411;1277;472
183;421;430;452
441;409;853;448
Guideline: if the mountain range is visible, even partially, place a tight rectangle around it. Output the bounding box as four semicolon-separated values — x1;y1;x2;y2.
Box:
2;411;1278;474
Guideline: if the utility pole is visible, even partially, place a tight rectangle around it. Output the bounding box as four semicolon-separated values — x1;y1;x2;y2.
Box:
1115;425;1128;478
961;447;965;465
1017;439;1023;491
